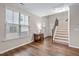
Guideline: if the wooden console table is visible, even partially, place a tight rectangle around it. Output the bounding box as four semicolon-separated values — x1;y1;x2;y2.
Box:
33;33;44;42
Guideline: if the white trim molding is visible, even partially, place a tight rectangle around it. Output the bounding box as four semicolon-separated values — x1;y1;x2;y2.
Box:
69;44;79;49
0;40;33;54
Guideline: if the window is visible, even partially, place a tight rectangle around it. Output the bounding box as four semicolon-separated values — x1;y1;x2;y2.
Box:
20;14;25;25
20;14;29;38
6;9;19;40
6;9;13;23
5;8;29;40
14;11;19;24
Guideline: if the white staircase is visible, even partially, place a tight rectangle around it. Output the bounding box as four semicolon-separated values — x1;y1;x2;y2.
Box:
54;25;69;45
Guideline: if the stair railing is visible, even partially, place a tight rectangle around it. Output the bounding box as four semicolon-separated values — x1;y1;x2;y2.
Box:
52;18;59;40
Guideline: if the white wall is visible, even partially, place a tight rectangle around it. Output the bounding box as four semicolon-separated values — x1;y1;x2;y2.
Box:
0;3;42;54
70;4;79;48
42;16;50;37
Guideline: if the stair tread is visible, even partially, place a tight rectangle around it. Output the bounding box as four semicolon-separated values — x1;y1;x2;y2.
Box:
54;37;68;40
54;39;68;42
54;39;68;43
54;39;69;45
56;31;68;32
55;32;68;35
55;35;68;38
56;32;68;33
56;30;68;31
57;30;68;32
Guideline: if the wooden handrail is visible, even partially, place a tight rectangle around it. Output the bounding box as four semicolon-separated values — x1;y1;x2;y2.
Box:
52;19;59;38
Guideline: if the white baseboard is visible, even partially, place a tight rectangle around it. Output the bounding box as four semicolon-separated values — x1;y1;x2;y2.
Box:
69;44;79;49
0;40;33;54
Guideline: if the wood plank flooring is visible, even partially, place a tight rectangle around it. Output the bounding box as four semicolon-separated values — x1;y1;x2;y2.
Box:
0;37;79;56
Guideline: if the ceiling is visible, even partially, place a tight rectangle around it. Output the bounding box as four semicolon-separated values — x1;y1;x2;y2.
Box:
19;3;72;17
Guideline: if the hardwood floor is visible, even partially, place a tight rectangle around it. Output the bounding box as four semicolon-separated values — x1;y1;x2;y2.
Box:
0;37;79;56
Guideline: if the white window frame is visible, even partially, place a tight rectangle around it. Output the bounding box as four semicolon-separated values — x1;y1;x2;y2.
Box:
5;8;30;40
